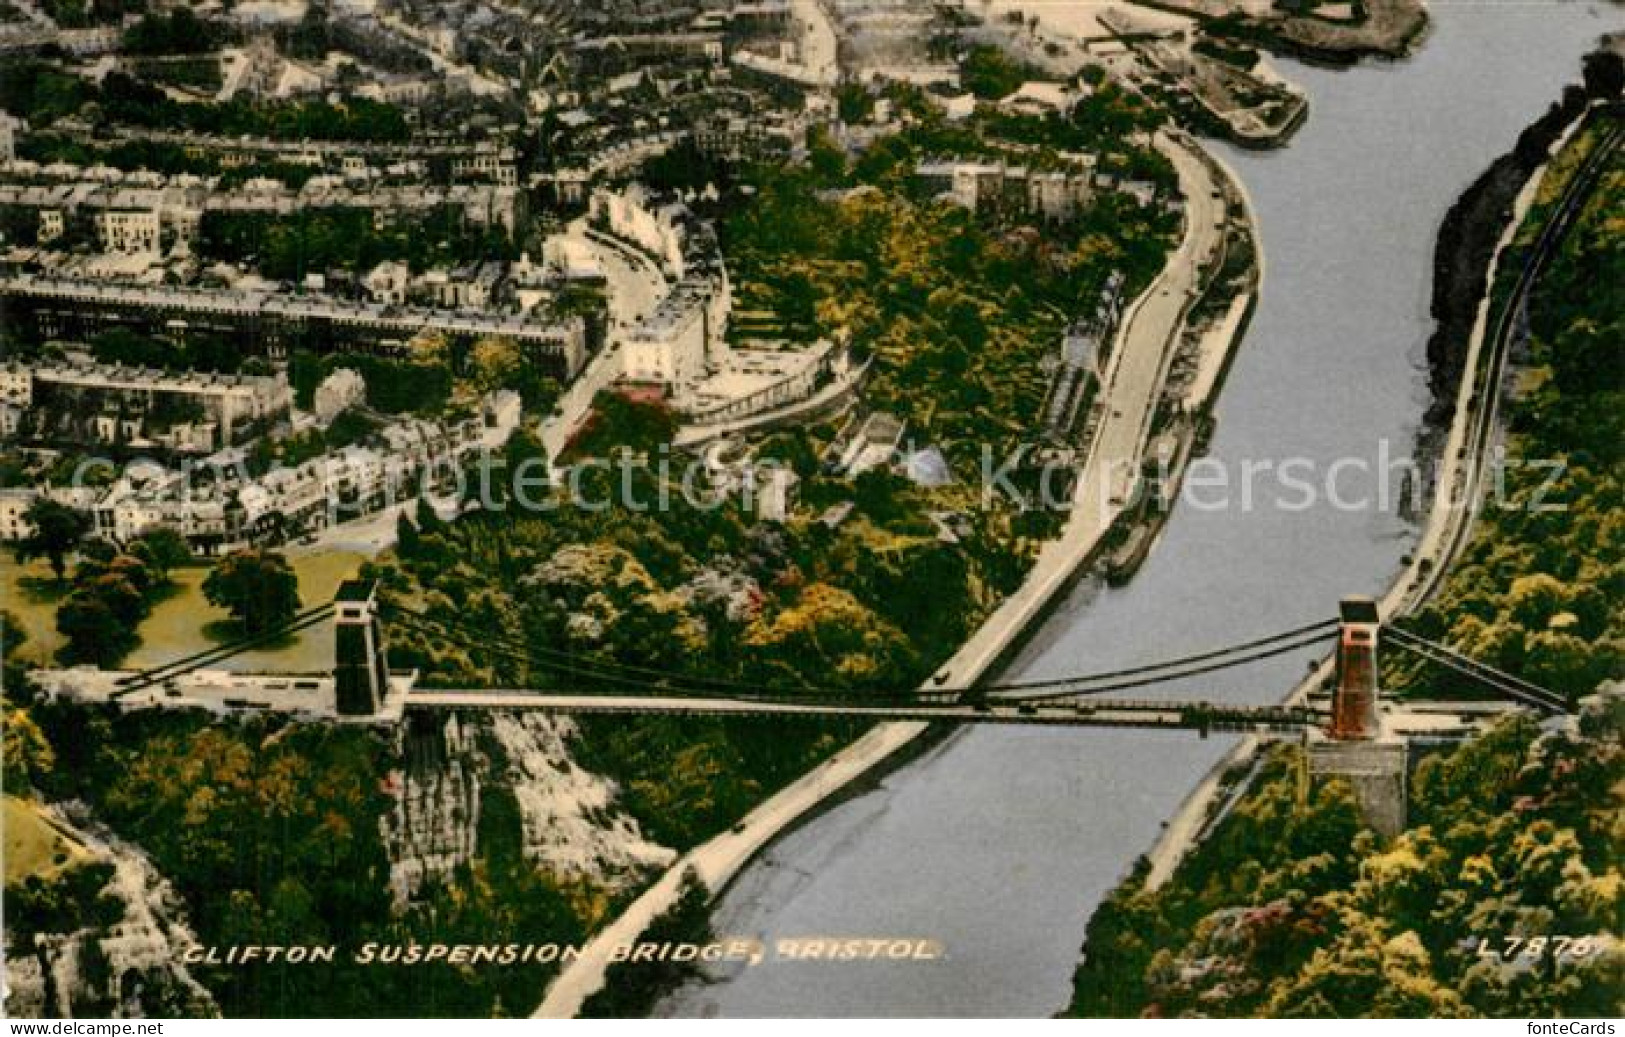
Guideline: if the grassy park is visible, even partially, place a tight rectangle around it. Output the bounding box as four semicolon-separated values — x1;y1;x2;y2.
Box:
2;549;365;672
3;795;90;886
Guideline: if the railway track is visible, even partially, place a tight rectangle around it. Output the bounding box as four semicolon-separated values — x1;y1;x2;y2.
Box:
1407;111;1622;609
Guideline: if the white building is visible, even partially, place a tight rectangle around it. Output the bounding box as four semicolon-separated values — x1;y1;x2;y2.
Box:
1028;171;1094;222
0;364;31;405
451;146;519;187
313;368;367;423
941;93;977;121
840;412;906;476
750;466;800;523
593;184;693;278
621;276;728;387
37;209;64;243
680;340;835;426
998;81;1080;117
0;113;19;163
96;209;161;254
0;488;36;541
5;361;292;450
364;260;411;306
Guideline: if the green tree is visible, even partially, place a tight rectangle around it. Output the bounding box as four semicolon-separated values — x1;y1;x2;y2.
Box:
203;549;302;635
394;511;421;558
15;498;92;583
130;527;192;583
1;608;26;664
56;592;134;665
467;335;522;394
2;701;54;792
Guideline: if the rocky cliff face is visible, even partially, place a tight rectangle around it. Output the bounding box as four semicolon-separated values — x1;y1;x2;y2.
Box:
383;712;484;902
381;711;674;903
4;805;218;1020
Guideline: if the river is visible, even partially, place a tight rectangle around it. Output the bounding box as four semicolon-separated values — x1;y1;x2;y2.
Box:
658;1;1618;1018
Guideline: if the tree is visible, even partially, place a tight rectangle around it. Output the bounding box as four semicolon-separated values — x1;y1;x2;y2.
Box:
413;496;446;536
130;528;192;583
468;335;521;394
395;511;421;558
567;391;676;460
1581;49;1623;99
2;702;54;792
1;609;26;664
83;572;147;629
203;550;302;635
57;592;133;665
15;498;91;583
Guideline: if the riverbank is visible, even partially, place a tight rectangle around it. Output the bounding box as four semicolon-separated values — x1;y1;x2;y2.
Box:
534;126;1262;1019
1133;0;1430;67
534;720;930;1018
1421;84;1602;421
1104;139;1263;585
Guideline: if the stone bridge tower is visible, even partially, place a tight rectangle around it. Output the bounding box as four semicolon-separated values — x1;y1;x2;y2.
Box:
334;579;390;716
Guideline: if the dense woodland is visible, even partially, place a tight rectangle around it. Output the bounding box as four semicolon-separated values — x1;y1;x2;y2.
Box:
721;94;1176;468
1068;700;1623;1017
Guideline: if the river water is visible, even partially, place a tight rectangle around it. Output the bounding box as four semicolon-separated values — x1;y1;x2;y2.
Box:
659;1;1618;1018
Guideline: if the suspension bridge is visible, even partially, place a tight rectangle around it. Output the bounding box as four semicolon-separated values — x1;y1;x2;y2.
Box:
35;578;1568;744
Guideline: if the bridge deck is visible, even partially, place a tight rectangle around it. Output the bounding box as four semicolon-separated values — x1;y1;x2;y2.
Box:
404;690;1316;733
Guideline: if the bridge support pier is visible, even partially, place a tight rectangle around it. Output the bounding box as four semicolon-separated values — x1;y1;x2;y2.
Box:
1306;733;1408;837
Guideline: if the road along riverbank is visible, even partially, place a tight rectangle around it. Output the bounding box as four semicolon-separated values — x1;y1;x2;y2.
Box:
533;124;1258;1020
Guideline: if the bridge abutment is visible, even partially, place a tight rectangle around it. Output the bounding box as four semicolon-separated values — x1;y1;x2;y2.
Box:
1305;730;1408;837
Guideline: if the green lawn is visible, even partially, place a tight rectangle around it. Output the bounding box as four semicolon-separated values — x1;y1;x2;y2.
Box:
4;550;365;673
3;795;90;886
1;559;69;664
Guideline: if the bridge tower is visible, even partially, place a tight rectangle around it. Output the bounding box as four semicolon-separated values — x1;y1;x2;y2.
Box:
1307;595;1407;837
334;579;390;716
1328;596;1381;740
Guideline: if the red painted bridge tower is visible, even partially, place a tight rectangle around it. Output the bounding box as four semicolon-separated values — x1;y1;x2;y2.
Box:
1307;595;1407;836
1329;596;1382;740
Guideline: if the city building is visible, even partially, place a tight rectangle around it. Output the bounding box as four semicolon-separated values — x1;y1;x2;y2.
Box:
0;488;35;541
96;210;162;254
314;368;368;423
1;276;589;377
749;465;800;523
0;113;19;163
3;359;292;451
621;276;726;386
365;260;412;306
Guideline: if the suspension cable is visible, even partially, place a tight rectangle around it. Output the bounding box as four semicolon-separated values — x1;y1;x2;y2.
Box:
391;607;1336;703
990;629;1338;703
114;605;338;697
1383;627;1566;713
979;618;1338;693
